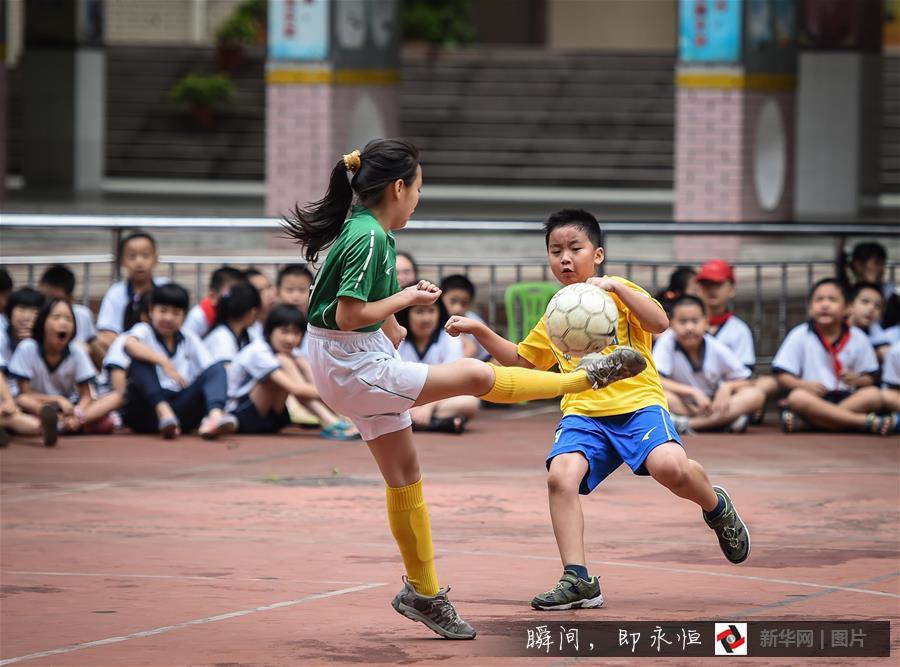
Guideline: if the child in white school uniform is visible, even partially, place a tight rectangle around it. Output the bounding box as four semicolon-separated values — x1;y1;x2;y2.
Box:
95;231;168;359
121;283;236;439
846;282;900;362
0;359;44;447
774;278;893;435
38;264;97;350
183;266;246;338
9;299;118;442
243;268;276;342
654;296;765;434
226;304;359;439
203;281;260;364
396;299;480;434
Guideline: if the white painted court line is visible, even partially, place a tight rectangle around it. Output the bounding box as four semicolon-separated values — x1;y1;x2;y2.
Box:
3;570;376;586
442;547;900;599
0;582;385;667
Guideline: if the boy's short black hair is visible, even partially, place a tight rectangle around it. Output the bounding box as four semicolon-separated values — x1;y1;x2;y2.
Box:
543;209;602;248
440;274;475;297
209;266;245;292
671;294;706;315
264;303;307;339
849;281;884;303
6;287;45;318
276;264;314;287
0;268;12;293
809;277;847;303
243;268;263;280
118;231;157;260
150;283;190;313
216;280;261;324
32;298;77;347
39;264;76;295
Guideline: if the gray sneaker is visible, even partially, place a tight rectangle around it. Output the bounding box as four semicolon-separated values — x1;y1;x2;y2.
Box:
576;347;647;390
391;577;476;639
704;486;751;564
531;571;604;610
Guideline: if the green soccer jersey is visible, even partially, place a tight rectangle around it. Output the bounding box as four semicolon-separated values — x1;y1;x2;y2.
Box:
307;206;400;332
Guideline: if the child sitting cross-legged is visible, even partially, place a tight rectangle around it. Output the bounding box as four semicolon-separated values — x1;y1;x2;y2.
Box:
774;278;893;435
653;296;765;434
121;283;237;439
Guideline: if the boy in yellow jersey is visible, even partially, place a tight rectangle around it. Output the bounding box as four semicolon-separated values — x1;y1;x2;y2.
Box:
446;209;750;610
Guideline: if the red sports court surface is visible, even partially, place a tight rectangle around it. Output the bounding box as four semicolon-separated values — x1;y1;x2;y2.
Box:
1;405;897;665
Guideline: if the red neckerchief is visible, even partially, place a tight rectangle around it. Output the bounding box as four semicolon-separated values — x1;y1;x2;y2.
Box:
199;296;217;326
708;311;732;328
812;321;851;378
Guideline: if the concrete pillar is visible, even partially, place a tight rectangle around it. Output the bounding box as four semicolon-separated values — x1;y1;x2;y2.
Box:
673;0;797;259
0;0;7;203
794;1;882;217
20;0;104;194
265;0;400;217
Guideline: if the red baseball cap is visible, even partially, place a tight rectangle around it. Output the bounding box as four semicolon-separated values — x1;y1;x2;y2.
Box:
696;259;735;284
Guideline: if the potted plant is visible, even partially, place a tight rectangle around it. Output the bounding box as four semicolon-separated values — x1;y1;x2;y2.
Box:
215;11;258;71
170;73;235;128
402;0;473;58
235;0;267;45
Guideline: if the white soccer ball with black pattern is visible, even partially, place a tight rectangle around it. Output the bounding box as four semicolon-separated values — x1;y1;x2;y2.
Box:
544;283;618;357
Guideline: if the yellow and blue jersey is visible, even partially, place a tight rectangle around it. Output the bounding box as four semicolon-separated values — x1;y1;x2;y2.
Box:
516;276;668;418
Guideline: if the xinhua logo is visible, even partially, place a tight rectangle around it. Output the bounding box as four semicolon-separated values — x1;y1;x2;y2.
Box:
715;623;747;656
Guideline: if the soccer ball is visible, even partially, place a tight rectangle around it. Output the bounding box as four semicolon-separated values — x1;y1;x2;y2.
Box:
544;283;618;357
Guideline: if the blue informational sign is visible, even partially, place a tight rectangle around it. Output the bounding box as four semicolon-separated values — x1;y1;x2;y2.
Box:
679;0;742;63
268;0;330;61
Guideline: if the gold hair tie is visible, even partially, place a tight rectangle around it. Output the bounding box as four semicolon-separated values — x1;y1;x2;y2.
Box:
343;149;361;174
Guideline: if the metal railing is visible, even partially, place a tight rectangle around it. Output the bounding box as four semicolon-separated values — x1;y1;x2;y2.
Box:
2;214;898;359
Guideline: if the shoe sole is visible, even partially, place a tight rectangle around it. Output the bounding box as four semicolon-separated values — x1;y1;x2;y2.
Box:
201;420;237;440
40;405;58;447
713;485;751;564
391;599;477;640
531;593;604;611
581;348;647;388
160;422;179;440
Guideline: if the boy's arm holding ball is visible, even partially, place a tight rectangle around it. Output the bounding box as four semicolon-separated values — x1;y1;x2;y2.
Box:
587;277;669;334
444;316;534;368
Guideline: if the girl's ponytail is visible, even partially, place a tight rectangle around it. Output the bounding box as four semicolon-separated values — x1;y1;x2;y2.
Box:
282;159;355;263
282;139;419;263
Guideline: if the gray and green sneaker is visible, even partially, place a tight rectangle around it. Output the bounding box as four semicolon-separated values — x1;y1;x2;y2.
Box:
531;571;604;610
704;485;751;564
576;347;647;390
391;577;476;639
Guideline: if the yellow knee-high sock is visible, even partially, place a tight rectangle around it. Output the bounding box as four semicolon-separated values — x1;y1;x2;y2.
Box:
479;365;592;403
385;479;439;596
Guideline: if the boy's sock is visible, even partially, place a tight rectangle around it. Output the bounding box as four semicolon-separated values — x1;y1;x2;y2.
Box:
385;479;439;597
479;366;591;403
704;492;726;521
564;563;590;581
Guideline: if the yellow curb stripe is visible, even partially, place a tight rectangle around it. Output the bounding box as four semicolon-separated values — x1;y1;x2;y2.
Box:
676;72;796;91
267;68;400;86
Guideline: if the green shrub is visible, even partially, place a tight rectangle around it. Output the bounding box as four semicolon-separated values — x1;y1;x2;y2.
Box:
170;73;235;107
402;0;474;46
215;11;259;47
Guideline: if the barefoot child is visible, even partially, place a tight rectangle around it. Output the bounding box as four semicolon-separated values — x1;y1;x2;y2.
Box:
282;141;642;639
446;208;751;612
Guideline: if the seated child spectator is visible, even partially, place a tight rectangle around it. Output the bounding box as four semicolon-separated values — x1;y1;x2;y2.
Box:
95;231;167;356
243;268;276;341
38;264;97;351
395;251;418;289
203;281;260;363
773;278;892;435
226;304;359;440
100;292;152;414
881;341;900;414
695;260;755;369
0;364;44;447
121;283;236;439
839;241;899;328
1;287;45;368
9;299;118;441
276;264;314;315
0;267;12;330
440;274;490;361
655;265;699;316
183;266;245;338
653;296;764;433
846;282;899;361
396;300;480;434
